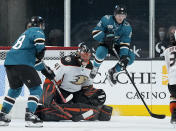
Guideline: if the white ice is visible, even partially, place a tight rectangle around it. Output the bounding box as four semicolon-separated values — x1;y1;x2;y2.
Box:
0;116;175;131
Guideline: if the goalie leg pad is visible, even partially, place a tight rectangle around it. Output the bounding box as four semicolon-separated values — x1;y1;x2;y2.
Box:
168;84;176;98
98;105;113;121
168;84;176;113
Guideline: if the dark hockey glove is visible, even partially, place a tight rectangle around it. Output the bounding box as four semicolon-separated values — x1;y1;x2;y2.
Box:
83;86;106;106
120;55;130;69
104;34;115;45
36;48;46;61
41;66;55;80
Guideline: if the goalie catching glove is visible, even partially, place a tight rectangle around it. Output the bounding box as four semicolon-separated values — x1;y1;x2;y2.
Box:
41;66;55;80
83;86;106;106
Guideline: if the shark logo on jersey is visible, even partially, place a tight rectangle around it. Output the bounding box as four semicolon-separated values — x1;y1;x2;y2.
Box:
71;75;88;85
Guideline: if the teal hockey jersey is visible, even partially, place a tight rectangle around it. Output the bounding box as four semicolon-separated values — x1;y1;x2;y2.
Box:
5;27;45;67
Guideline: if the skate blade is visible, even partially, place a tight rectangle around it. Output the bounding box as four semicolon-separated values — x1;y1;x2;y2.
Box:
171;121;176;128
0;121;9;126
25;121;43;128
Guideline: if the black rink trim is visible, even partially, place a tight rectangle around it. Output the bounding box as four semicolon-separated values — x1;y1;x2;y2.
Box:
4;96;15;104
28;96;39;103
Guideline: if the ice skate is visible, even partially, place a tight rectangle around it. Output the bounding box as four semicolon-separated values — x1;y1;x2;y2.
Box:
107;67;117;86
171;109;176;127
0;112;11;126
90;67;99;79
25;111;43;127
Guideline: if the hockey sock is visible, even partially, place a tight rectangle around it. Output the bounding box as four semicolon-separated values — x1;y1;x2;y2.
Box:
27;85;42;113
93;46;108;67
115;64;121;72
170;99;176;113
1;87;22;114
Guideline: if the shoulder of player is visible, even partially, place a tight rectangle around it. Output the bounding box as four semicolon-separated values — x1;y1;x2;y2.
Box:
101;15;113;23
61;55;80;66
123;20;131;27
122;21;132;32
28;27;44;35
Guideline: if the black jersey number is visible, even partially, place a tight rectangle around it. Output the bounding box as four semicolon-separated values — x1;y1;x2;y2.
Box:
170;52;176;67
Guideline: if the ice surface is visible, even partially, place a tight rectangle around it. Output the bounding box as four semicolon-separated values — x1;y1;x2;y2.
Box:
0;116;175;131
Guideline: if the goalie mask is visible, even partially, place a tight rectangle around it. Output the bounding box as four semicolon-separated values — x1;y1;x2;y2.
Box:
77;42;91;66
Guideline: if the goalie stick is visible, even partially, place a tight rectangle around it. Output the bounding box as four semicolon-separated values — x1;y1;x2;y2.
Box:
112;46;166;119
51;80;73;103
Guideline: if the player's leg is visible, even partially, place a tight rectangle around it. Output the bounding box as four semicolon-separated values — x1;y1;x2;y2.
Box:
90;45;108;79
107;50;135;86
0;65;23;126
19;65;43;127
168;84;176;124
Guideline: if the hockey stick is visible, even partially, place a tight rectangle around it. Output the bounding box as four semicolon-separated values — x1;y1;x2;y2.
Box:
42;61;73;103
51;80;73;103
112;47;166;119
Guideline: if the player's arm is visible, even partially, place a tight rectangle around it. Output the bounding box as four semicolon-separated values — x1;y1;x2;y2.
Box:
33;30;47;71
33;29;46;60
119;26;132;56
92;15;108;43
119;26;132;68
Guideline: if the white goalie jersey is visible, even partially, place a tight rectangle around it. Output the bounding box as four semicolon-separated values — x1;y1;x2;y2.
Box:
51;55;93;92
164;46;176;85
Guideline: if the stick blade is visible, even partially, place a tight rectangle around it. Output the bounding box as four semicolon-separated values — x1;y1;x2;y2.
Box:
151;113;166;119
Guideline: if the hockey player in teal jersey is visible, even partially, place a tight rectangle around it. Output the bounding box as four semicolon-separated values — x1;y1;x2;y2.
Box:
0;16;55;127
90;4;135;86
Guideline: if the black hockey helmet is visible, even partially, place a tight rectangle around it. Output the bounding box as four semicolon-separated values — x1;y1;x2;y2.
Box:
114;5;127;16
77;42;91;64
30;16;45;29
170;30;176;46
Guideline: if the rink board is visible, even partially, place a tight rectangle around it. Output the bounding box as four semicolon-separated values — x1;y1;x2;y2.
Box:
0;60;171;116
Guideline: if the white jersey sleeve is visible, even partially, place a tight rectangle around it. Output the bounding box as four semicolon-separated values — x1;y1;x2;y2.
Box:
164;46;176;85
52;60;65;83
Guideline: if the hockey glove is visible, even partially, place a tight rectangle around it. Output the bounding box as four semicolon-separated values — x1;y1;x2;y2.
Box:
83;86;106;106
41;66;55;80
120;55;130;69
104;34;115;45
36;48;46;61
